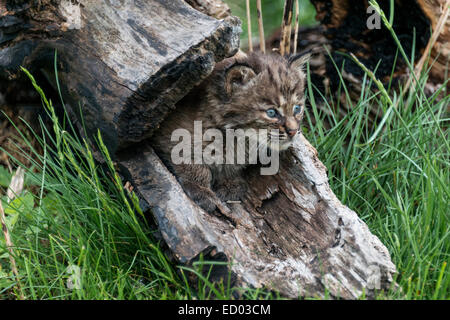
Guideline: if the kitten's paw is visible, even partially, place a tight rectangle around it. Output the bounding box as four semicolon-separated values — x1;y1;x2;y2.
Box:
182;181;218;213
195;196;217;213
215;180;246;203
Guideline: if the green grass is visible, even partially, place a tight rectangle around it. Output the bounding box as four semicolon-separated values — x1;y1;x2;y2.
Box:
303;72;449;300
0;2;449;300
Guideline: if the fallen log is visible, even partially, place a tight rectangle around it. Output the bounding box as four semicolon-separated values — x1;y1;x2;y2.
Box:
118;133;396;299
1;0;397;298
0;0;240;154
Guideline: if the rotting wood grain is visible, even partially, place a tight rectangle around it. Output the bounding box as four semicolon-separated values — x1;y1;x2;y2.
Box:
118;133;397;299
0;0;241;154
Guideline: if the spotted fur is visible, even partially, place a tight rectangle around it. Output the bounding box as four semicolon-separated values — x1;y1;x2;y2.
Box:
150;51;308;212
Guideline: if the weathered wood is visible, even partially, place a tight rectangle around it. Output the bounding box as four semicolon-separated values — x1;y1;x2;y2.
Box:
118;133;396;299
184;0;231;20
280;0;294;56
0;0;240;154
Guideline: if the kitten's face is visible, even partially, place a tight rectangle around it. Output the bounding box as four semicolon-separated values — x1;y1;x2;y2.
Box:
220;52;307;151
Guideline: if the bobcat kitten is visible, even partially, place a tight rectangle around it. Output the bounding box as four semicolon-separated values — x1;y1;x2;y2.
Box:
150;51;308;212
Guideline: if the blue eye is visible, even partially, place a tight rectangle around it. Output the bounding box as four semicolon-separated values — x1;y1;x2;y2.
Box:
266;109;277;118
293;105;301;115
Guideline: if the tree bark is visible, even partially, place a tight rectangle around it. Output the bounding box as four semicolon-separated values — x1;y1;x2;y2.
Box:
184;0;231;19
118;134;396;299
0;0;240;154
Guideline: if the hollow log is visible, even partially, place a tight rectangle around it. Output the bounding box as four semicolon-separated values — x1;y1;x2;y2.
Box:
118;134;396;299
0;0;240;154
1;0;397;298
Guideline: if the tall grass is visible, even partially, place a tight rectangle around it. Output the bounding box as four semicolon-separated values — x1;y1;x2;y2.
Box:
304;71;448;299
0;70;181;299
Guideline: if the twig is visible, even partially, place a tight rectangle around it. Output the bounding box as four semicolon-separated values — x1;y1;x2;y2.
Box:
256;0;265;53
246;0;253;52
280;0;294;56
293;0;300;54
0;200;24;299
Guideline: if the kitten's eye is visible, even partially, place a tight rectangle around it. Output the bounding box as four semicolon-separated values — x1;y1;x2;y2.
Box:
266;109;277;118
293;105;302;115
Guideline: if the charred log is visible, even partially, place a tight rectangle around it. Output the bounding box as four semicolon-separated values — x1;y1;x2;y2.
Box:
0;0;240;154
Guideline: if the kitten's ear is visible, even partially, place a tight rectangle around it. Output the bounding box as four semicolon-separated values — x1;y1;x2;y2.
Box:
288;52;311;73
224;63;257;96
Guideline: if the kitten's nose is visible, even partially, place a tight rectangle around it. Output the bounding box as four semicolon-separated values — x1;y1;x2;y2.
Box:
286;128;297;137
285;118;298;137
